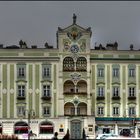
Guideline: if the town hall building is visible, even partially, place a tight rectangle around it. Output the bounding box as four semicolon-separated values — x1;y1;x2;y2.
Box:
0;14;140;139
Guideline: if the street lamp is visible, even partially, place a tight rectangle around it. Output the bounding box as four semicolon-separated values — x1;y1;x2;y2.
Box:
25;109;35;140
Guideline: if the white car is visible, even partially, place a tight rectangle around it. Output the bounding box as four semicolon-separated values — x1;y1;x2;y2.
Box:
96;134;116;139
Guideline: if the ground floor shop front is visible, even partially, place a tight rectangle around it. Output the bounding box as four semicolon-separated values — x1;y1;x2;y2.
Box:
0;116;95;139
96;117;140;138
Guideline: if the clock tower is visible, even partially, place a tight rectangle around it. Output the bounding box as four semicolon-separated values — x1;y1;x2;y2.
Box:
57;14;95;139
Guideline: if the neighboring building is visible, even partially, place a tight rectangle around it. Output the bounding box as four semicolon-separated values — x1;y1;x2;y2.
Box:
0;14;140;139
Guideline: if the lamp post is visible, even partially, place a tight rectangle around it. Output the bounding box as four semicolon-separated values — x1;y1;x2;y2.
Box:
25;109;35;140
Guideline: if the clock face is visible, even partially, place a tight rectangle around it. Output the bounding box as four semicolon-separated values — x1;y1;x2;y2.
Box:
70;45;79;53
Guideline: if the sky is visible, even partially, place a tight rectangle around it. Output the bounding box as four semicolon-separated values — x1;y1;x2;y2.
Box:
0;1;140;50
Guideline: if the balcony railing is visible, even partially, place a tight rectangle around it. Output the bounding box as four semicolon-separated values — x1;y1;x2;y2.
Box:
112;96;121;100
41;96;51;100
96;96;105;100
128;96;136;100
17;96;26;100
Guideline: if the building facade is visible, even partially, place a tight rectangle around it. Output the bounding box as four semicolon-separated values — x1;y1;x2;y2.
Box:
0;14;140;139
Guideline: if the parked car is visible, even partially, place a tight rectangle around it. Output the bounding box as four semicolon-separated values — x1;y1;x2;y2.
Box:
96;134;117;139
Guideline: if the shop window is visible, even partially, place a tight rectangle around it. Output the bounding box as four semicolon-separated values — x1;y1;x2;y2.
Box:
39;121;53;134
14;121;28;134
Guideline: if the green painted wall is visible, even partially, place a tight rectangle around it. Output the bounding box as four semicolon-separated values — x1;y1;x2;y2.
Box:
54;92;56;117
10;94;14;118
10;65;14;89
35;94;39;118
24;53;44;56
3;65;7;89
122;66;126;89
2;65;7;118
3;94;7;118
103;55;113;58
107;92;110;116
10;62;14;117
35;65;39;89
35;65;39;118
0;53;18;56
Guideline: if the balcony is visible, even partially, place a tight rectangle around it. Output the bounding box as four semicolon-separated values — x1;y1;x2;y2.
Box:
128;96;136;100
17;96;26;100
41;96;51;101
96;96;105;100
112;96;121;100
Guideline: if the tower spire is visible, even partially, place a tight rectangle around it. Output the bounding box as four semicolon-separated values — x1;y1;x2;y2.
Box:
73;13;77;24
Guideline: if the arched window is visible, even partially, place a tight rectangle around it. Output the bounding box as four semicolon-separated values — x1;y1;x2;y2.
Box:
14;121;28;134
64;102;75;116
39;121;53;134
76;57;87;71
63;57;74;71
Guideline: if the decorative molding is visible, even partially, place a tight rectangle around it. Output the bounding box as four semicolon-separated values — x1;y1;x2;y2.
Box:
70;73;81;85
2;89;7;94
10;89;14;94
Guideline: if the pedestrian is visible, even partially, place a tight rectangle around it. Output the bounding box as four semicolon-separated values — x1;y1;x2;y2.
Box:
51;132;58;140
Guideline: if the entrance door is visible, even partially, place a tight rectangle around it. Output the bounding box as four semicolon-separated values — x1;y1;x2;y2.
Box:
71;120;81;139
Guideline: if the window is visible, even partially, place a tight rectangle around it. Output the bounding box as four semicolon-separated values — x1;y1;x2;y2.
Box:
17;106;25;116
97;87;104;96
113;87;119;97
129;87;135;97
98;68;104;77
43;67;50;77
113;68;119;77
129;69;135;77
63;57;74;71
43;106;51;116
43;85;51;97
113;107;119;115
97;107;104;115
18;67;25;77
71;107;75;115
18;85;25;97
39;122;53;134
76;57;87;71
128;107;135;116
